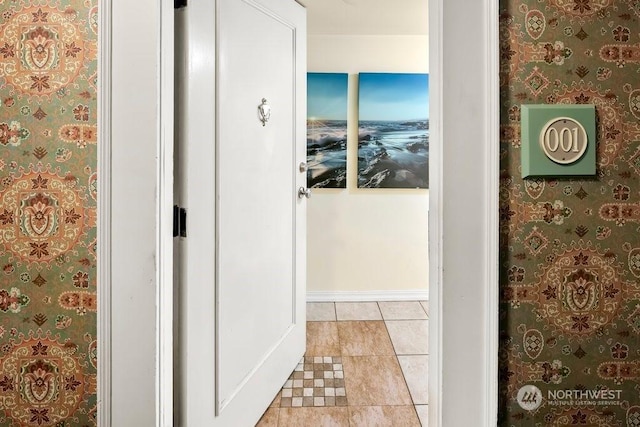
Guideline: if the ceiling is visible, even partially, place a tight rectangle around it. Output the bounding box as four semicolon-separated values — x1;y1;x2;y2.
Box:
297;0;428;36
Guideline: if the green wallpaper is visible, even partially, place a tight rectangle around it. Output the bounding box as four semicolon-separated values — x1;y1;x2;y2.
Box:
0;1;97;425
500;0;640;425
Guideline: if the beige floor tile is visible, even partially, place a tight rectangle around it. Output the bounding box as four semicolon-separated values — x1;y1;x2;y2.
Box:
420;301;429;317
378;301;428;320
385;320;429;355
398;355;428;404
270;391;281;407
255;407;279;426
278;407;350;427
342;356;412;406
335;302;382;320
337;321;395;356
308;302;337;321
415;405;428;426
306;322;341;356
348;405;421;427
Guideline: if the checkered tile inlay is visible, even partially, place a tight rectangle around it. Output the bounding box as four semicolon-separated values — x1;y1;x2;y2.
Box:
279;356;347;408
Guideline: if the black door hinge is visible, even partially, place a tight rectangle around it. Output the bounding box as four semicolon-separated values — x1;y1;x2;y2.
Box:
173;205;187;238
175;0;187;9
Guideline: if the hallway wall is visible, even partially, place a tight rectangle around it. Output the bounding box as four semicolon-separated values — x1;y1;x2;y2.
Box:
499;1;640;424
307;35;429;295
0;0;98;424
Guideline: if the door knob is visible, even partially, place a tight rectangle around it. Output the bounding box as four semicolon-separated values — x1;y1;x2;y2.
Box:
298;187;311;199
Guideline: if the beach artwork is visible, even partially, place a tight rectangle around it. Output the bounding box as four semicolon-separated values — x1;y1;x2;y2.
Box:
307;73;349;188
358;73;429;188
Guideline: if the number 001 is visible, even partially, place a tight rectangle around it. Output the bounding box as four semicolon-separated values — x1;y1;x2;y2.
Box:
540;117;587;165
544;126;580;152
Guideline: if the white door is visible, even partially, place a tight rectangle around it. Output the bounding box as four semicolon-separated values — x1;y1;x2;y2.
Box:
175;0;307;425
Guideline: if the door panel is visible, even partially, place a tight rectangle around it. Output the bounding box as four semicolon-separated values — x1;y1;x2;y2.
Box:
217;0;297;408
177;0;306;425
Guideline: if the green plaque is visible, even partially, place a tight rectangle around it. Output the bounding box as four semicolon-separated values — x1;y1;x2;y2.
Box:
521;104;596;178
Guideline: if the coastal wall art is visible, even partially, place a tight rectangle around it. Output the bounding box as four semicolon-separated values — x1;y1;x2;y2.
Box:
0;0;98;425
357;73;429;189
307;72;348;188
499;0;640;425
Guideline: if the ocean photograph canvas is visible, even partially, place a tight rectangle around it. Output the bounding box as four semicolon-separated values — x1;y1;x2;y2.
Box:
307;73;348;188
357;73;429;188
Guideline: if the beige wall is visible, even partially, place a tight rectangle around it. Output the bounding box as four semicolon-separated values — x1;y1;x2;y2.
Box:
307;35;429;294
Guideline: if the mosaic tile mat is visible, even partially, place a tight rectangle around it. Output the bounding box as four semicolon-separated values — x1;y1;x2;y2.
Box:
279;356;348;408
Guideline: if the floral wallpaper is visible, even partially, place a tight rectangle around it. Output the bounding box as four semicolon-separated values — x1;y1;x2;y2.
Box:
499;0;640;425
0;0;98;425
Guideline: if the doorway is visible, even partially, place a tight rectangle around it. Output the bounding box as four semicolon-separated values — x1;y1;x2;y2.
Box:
303;0;429;304
255;0;430;425
98;0;500;424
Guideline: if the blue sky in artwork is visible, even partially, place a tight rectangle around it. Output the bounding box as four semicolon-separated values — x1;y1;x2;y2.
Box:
359;73;429;121
307;73;348;120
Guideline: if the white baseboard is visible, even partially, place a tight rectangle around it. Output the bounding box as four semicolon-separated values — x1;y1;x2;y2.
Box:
307;290;429;302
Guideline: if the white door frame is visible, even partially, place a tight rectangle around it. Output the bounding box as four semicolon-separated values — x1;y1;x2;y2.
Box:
97;0;174;425
428;0;499;425
98;0;499;424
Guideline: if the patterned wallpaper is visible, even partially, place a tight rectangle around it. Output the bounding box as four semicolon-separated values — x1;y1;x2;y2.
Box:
0;0;98;425
500;0;640;425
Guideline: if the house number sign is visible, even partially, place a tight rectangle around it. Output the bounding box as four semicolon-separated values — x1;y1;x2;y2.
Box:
540;117;587;165
521;104;596;178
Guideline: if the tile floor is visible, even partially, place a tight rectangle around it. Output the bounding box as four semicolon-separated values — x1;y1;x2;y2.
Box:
256;301;428;426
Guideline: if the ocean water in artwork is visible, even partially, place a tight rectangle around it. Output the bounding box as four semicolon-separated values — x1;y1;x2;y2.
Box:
307;73;348;188
358;73;429;188
307;119;347;188
358;120;428;188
